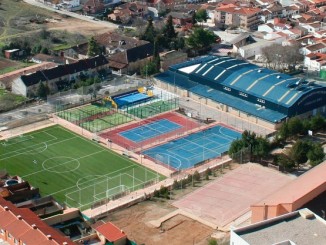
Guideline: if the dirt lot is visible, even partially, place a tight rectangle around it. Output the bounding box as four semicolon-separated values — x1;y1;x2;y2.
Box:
104;165;239;245
105;200;214;245
46;17;110;36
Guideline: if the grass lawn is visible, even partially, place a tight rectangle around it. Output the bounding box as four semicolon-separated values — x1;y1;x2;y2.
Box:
0;125;163;210
0;58;35;75
126;100;178;119
0;89;27;112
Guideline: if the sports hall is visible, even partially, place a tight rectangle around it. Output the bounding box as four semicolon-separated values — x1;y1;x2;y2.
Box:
154;55;326;129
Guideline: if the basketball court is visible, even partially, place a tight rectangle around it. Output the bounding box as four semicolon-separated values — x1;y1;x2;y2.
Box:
173;163;295;228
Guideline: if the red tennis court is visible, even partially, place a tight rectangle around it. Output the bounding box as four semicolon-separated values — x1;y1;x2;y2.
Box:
173;163;294;228
99;112;200;150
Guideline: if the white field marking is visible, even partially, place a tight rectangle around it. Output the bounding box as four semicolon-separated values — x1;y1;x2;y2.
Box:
218;127;238;140
2;135;34;146
22;150;105;178
59;126;158;176
125;173;144;184
0;136;77;161
76;175;103;189
1;129;69;157
48;163;146;196
42;156;81;174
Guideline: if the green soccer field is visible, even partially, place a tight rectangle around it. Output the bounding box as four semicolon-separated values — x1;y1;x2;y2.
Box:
0;125;163;210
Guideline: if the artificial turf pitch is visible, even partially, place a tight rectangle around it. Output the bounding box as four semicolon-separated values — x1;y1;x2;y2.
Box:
0;125;162;210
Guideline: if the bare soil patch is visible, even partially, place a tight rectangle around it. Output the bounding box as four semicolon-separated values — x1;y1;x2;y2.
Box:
105;201;214;245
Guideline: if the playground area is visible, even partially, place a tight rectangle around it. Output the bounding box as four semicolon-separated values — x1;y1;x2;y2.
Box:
0;125;163;210
173;163;295;228
100;112;200;150
143;125;241;170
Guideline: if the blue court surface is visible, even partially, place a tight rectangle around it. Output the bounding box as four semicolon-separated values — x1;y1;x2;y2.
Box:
143;125;241;169
119;119;182;143
114;92;150;107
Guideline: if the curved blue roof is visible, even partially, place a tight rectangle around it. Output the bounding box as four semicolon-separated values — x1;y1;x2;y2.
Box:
155;55;326;122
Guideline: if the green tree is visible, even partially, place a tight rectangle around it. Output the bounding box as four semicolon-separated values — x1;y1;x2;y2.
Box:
207;238;218;245
191;12;197;25
289;140;310;166
277;122;289;141
163;15;177;39
309;114;325;131
37;81;50;99
228;139;244;156
252;136;270;161
275;154;296;172
140;61;158;77
141;16;156;43
186;28;217;55
41;47;49;54
287;117;304;136
87;37;101;57
196;9;209;23
153;40;161;71
307;143;325;166
193;170;200;182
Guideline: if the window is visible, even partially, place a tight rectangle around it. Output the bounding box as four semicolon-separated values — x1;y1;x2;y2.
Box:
8;233;12;238
0;229;3;234
14;238;19;245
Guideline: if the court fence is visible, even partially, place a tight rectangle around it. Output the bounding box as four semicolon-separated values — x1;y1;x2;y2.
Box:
230;145;251;164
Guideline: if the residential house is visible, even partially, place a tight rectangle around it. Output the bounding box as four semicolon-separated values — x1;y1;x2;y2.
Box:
215;6;261;30
282;5;300;17
62;0;80;8
304;52;326;70
301;21;326;33
168;11;193;26
94;32;152;55
0;62;57;90
62;42;89;60
4;49;24;59
301;41;326;54
108;44;153;74
108;2;148;24
83;0;105;15
31;54;75;65
0;196;75;245
12;55;109;97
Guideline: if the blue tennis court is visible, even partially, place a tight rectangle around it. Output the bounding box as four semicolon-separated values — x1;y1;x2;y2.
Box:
143;125;241;169
119;119;182;143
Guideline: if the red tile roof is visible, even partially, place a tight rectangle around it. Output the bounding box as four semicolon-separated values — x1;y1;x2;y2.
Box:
95;222;126;242
0;196;75;245
217;6;261;15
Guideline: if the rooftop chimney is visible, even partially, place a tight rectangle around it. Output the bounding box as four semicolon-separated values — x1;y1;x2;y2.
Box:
63;242;68;245
17;215;22;220
47;235;52;240
32;224;37;229
4;206;9;211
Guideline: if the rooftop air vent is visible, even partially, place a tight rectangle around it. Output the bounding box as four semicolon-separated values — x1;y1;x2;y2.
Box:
258;70;262;73
32;224;37;229
277;75;281;79
47;235;52;240
4;206;9;211
17;215;22;220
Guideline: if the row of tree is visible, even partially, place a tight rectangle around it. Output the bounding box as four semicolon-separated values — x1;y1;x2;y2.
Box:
277;114;326;142
229;115;326;171
261;42;303;72
138;15;217;76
